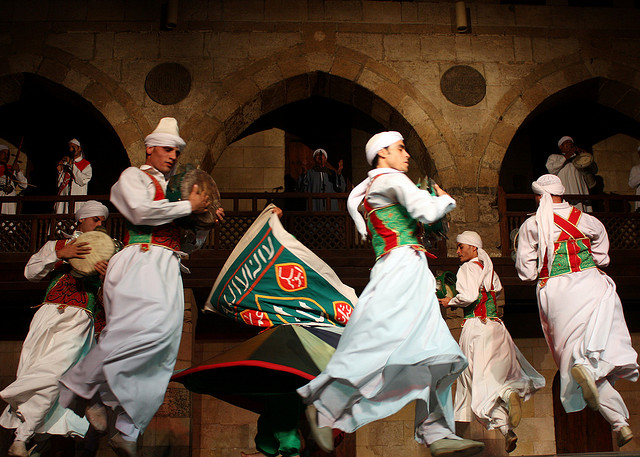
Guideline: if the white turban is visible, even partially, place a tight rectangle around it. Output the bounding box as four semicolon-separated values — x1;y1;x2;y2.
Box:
0;144;8;152
557;136;573;148
365;131;404;165
457;231;494;292
532;174;565;274
144;117;186;152
75;200;109;222
69;138;81;148
313;148;327;159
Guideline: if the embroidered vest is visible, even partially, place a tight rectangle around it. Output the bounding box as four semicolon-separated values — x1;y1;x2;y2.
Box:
538;207;597;287
123;170;181;252
41;239;102;316
462;260;499;323
363;175;426;260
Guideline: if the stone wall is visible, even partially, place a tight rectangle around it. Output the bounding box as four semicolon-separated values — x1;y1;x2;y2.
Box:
593;133;639;196
2;0;640;247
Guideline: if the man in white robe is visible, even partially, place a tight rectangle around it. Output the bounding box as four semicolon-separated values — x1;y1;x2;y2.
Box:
515;174;638;448
628;145;640;211
298;132;484;457
1;201;109;457
439;231;545;453
58;118;219;457
54;139;92;214
545;136;592;212
0;144;28;215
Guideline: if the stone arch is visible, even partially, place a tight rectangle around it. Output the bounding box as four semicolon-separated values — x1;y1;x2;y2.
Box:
475;53;640;189
181;44;462;188
0;44;152;166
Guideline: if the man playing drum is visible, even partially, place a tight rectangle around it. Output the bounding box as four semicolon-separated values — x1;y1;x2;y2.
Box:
439;231;544;453
545;136;592;212
59;118;222;457
1;200;110;457
516;174;638;448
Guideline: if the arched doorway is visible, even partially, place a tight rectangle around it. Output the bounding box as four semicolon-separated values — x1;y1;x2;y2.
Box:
499;78;640;195
0;72;130;212
214;71;438;189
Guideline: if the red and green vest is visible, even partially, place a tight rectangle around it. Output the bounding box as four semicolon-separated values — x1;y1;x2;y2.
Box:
41;239;102;316
123;170;181;252
363;175;426;260
538;207;597;287
462;260;499;324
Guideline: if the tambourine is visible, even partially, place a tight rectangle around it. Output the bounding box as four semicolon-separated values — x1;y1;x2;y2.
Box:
68;228;122;277
166;167;222;231
435;271;458;299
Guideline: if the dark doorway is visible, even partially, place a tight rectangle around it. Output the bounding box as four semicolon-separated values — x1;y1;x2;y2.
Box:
0;73;130;213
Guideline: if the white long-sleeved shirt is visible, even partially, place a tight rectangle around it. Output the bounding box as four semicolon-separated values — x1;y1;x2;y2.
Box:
629;163;640;210
448;259;502;308
110;165;192;227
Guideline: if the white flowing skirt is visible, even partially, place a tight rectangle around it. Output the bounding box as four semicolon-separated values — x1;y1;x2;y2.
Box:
59;245;184;432
298;247;467;438
454;318;545;430
0;305;93;440
537;268;638;413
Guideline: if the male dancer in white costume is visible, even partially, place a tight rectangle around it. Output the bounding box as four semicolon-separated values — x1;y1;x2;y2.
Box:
298;131;484;457
1;201;109;457
516;174;638;447
59;118;219;457
439;231;545;453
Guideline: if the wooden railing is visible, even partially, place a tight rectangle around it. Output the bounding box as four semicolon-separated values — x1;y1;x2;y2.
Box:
0;193;374;253
497;187;640;257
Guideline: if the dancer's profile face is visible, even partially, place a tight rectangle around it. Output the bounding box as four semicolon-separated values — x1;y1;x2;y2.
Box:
456;243;477;263
378;140;409;172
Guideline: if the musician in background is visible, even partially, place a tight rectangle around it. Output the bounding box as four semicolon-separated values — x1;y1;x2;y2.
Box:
298;148;345;211
0;201;109;457
516;174;638;449
54;138;92;214
545;136;592;212
0;144;28;215
59;118;221;457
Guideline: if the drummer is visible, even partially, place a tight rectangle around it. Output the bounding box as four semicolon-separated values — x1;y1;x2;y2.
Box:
545;136;592;212
1;200;110;457
59;118;220;457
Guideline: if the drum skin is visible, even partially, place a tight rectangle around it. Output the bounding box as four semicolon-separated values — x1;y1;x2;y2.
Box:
573;152;598;188
68;230;117;277
166;168;222;230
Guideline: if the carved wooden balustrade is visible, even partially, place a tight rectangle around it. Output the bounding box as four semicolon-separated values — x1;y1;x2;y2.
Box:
497;187;640;257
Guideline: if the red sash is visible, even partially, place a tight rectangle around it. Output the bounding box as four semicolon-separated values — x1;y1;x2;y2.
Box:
539;207;592;279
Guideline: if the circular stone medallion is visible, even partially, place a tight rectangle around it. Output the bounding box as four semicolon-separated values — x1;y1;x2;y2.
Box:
440;65;486;107
145;63;191;105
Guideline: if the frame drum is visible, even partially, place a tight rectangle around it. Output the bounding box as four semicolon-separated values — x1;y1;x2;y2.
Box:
167;168;222;231
68;229;118;277
573;152;597;189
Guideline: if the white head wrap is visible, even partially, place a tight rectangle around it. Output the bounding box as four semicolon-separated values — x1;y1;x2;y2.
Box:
456;231;494;291
75;200;109;222
313;148;327;159
532;174;565;273
365;131;404;165
557;136;573;148
69;138;81;148
144;117;186;152
0;144;8;152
